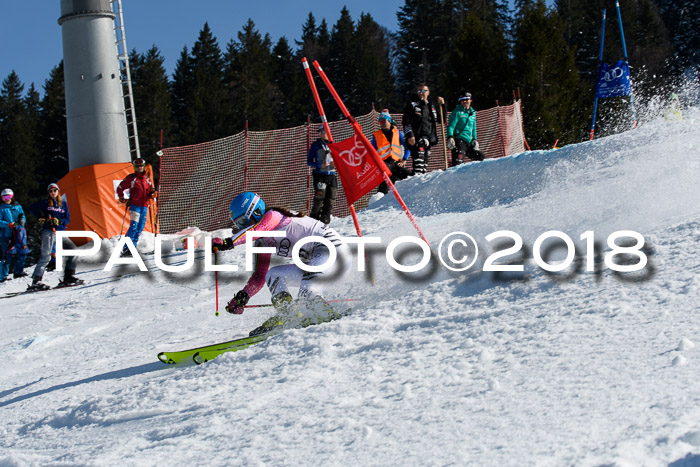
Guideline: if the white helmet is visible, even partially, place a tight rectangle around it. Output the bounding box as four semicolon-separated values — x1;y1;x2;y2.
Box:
1;188;13;197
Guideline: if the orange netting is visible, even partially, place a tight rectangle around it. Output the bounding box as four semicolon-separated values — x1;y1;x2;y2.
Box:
158;102;525;234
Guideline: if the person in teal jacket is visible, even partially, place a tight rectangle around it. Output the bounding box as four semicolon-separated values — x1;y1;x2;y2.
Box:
1;188;25;282
447;92;485;165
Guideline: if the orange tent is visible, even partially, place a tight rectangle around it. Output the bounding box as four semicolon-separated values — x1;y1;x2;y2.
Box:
57;162;158;244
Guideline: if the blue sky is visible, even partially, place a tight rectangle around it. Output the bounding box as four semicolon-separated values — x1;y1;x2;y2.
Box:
0;0;404;94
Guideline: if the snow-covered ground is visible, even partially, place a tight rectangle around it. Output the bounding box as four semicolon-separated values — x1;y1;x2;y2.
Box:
1;109;699;466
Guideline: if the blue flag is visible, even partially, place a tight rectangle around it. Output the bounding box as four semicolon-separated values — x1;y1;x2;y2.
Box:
596;60;631;99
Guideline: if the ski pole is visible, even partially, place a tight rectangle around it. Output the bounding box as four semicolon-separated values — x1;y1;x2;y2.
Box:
119;201;129;236
244;299;357;309
214;248;220;316
148;197;155;238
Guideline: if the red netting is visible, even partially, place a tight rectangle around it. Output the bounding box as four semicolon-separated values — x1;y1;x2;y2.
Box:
158;102;525;234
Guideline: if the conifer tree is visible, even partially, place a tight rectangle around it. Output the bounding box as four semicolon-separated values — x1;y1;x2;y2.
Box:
39;62;69;189
299;15;332;124
189;23;228;142
130;45;174;170
170;24;227;145
350;14;398;113
0;72;37;201
24;84;43;190
223;19;276;131
317;19;331;50
512;0;584;147
326;7;356;118
624;0;672;94
272;37;312;128
394;0;460;94
441;11;512;105
655;0;700;75
170;46;195;145
298;13;330;65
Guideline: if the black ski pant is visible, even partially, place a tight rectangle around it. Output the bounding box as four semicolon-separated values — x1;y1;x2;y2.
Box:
408;137;432;174
309;172;338;224
452;138;485;166
377;159;413;194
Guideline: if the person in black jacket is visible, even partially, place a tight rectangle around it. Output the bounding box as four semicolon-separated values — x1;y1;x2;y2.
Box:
402;84;445;175
306;126;337;224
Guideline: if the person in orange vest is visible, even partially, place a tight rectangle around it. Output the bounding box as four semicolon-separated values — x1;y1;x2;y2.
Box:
371;110;412;195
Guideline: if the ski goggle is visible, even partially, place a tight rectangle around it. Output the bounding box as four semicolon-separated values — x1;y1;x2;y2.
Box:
230;213;251;229
1;195;12;202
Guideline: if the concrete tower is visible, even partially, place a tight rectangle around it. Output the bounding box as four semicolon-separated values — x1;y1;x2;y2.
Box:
58;0;130;171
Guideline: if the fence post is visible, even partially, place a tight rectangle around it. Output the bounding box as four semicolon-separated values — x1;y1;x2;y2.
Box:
306;115;311;212
244;120;249;192
496;101;506;158
517;89;531;151
372;102;377;133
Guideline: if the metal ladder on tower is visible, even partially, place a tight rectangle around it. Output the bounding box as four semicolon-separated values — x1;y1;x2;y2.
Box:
111;0;140;160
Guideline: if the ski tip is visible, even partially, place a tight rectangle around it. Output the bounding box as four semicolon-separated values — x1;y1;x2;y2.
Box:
157;352;175;364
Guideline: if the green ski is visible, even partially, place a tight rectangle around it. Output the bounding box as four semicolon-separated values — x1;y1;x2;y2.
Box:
193;336;271;364
157;334;270;365
158;306;352;365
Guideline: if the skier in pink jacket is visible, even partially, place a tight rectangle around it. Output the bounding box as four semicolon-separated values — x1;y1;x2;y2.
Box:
212;192;352;336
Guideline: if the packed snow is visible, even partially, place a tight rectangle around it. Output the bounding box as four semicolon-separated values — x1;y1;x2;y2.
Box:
1;108;699;466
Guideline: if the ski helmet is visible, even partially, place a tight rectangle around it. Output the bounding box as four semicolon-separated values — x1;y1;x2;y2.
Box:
229;192;266;229
1;188;13;197
132;158;146;168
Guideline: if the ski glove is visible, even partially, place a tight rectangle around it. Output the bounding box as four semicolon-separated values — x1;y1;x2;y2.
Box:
226;290;249;314
119;197;128;204
472;140;480;151
8;222;15;230
212;237;234;252
51;218;60;226
447;137;456;150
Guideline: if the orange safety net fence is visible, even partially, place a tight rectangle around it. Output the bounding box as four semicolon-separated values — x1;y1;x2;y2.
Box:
158;101;525;234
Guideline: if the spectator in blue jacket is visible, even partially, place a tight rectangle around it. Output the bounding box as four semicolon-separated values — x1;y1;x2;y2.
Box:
6;213;29;278
1;188;25;282
307;126;337;224
28;183;83;290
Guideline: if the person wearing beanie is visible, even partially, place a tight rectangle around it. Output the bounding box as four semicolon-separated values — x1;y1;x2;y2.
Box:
307;125;337;225
28;183;83;290
0;188;25;283
371;110;412;195
447;92;485;166
116;158;157;256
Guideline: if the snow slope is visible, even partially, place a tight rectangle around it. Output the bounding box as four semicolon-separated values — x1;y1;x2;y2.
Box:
1;109;699;466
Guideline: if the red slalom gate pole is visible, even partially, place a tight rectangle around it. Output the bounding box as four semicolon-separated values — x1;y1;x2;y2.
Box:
312;60;430;246
302;57;365;238
302;57;374;284
214;249;220;316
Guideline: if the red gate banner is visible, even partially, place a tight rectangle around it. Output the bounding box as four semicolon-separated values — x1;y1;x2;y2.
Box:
329;128;389;206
